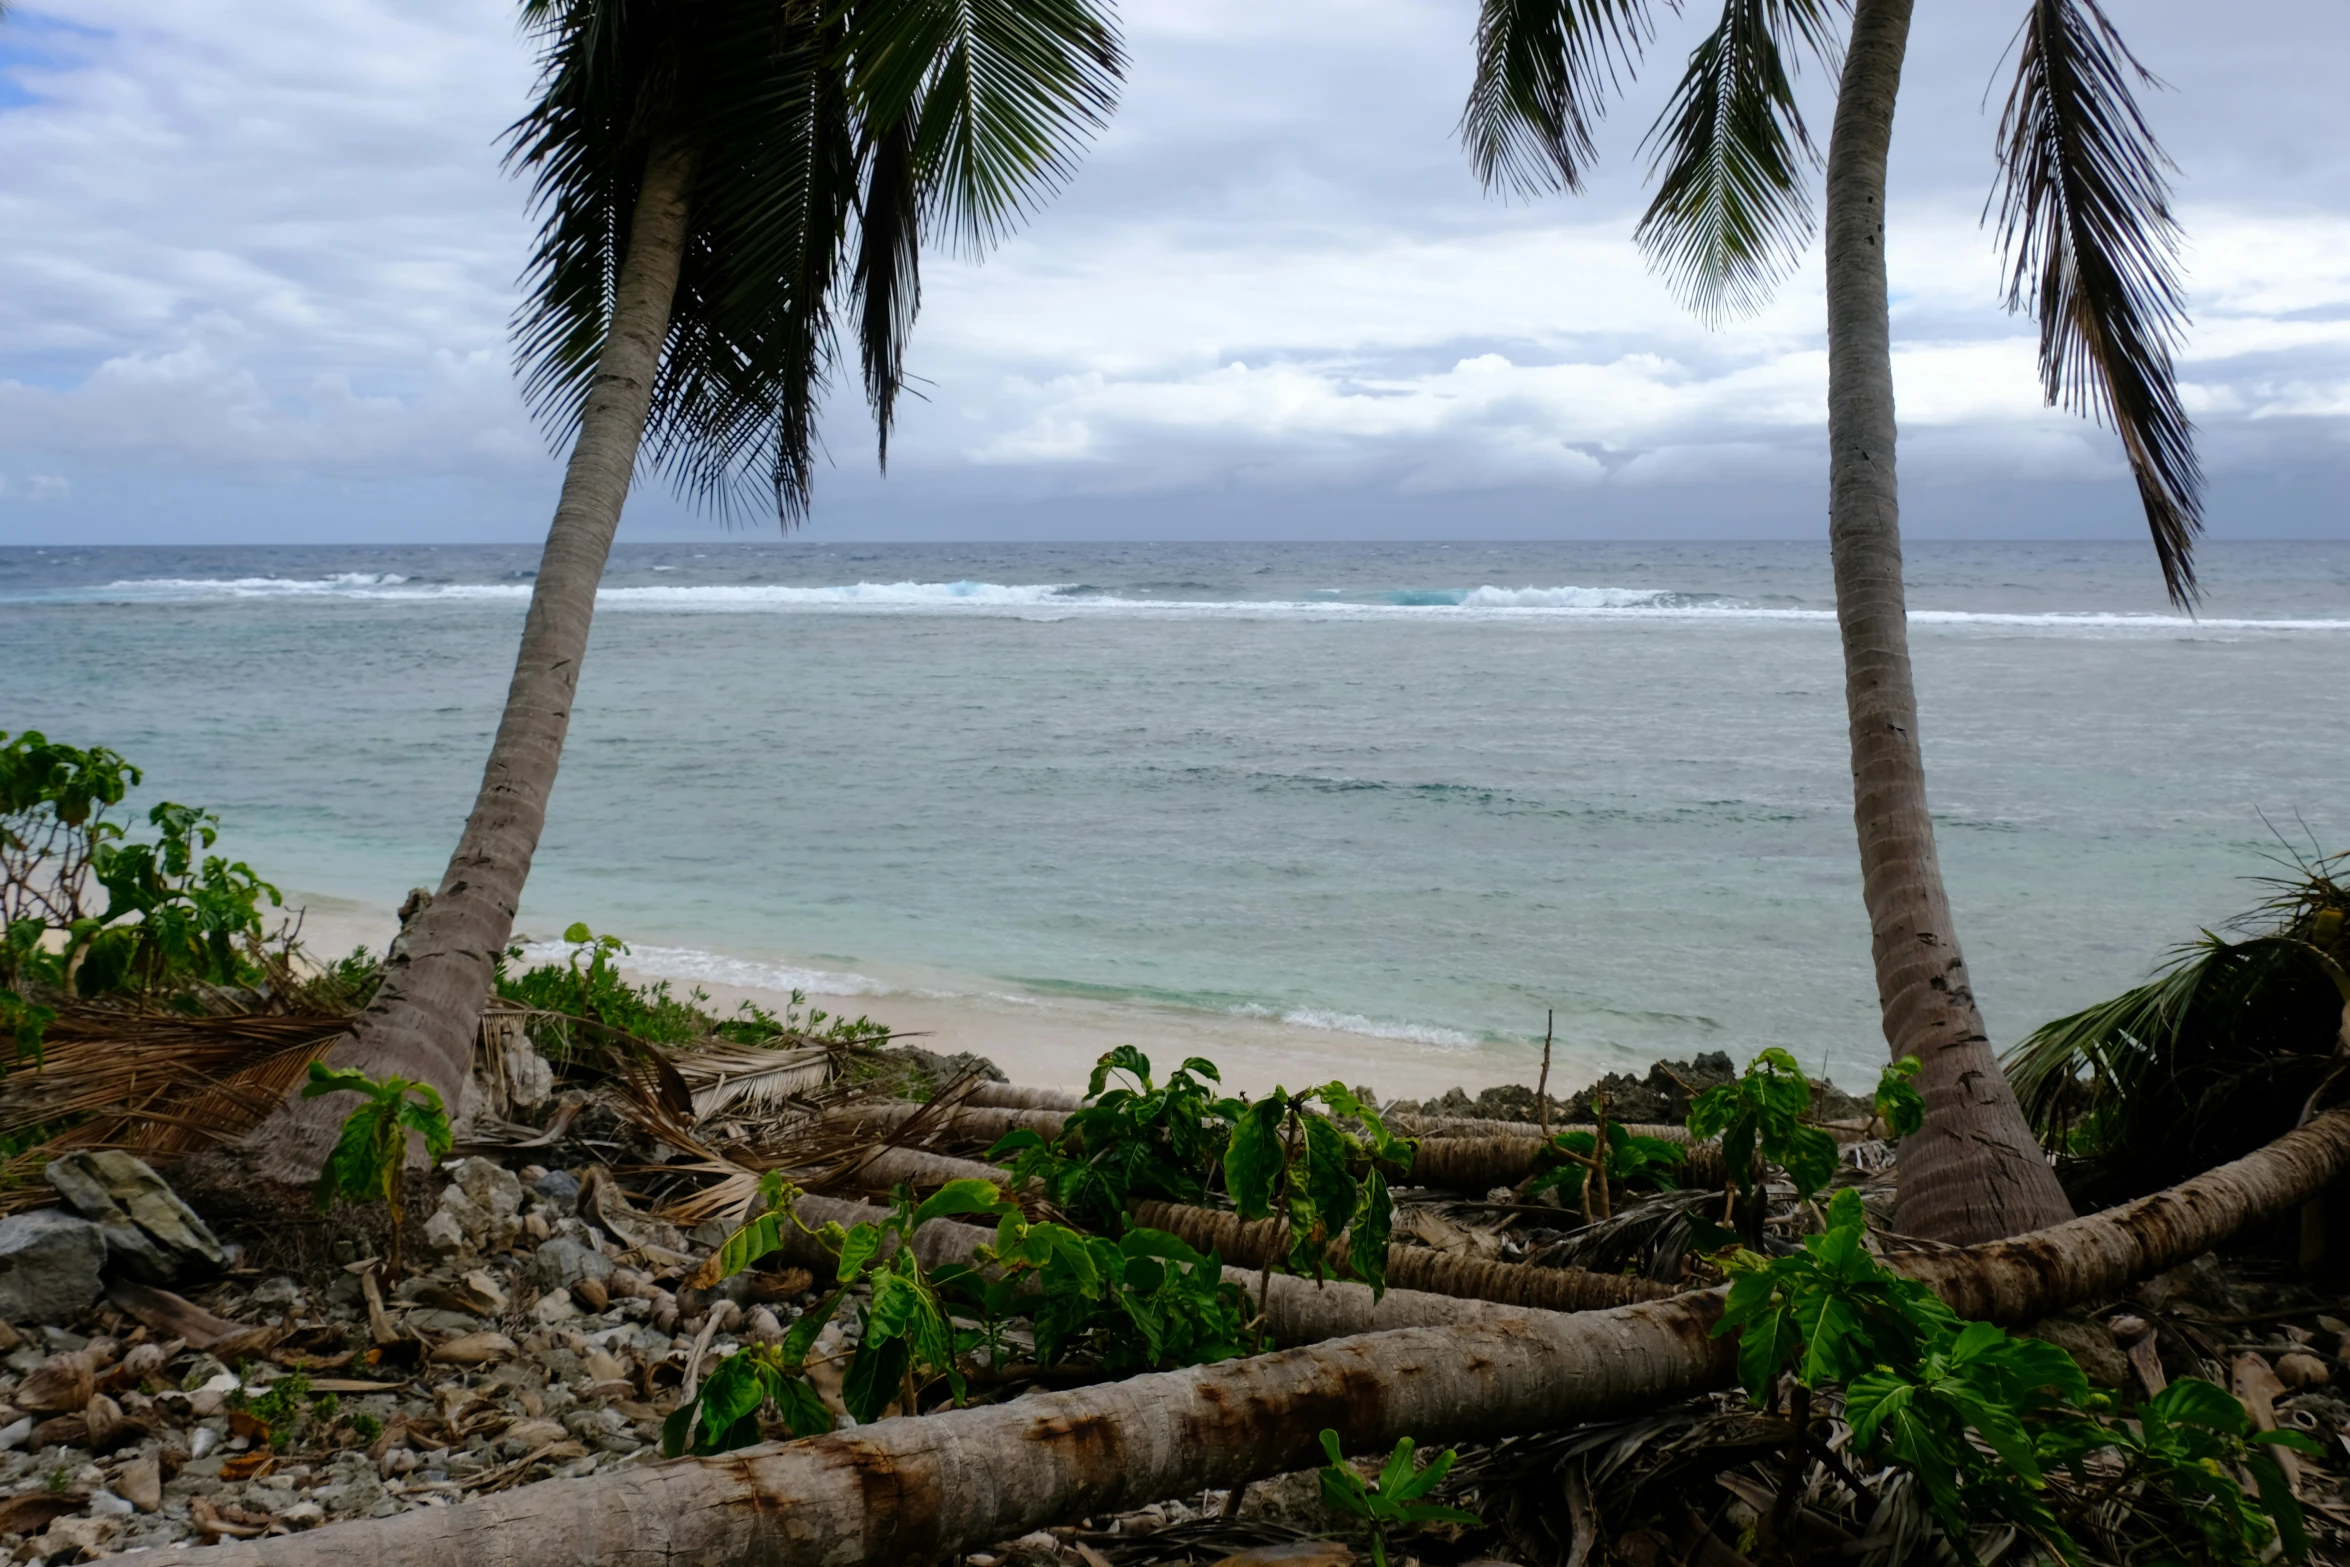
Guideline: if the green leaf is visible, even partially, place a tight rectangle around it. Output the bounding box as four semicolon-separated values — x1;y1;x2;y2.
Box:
772;1376;835;1440
1873;1056;1925;1138
834;1224;886;1284
840;1335;911;1425
2247;1451;2311;1562
910;1178;1018;1228
1224;1096;1289;1219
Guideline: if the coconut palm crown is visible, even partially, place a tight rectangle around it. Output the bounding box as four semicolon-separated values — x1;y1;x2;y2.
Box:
509;0;1123;515
1462;0;2202;599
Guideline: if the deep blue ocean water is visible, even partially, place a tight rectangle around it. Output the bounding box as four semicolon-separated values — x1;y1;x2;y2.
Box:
3;537;2345;1089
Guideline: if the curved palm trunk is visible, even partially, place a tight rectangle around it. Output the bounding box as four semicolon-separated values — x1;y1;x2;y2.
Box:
148;1106;2350;1567
1823;0;2073;1245
252;141;697;1182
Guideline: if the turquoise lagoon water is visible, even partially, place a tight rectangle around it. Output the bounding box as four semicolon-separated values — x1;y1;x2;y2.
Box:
1;538;2345;1090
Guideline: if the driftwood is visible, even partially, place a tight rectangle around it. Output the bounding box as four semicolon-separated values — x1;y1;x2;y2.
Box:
145;1106;2350;1567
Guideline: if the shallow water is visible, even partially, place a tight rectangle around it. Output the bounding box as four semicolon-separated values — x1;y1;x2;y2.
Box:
2;538;2344;1089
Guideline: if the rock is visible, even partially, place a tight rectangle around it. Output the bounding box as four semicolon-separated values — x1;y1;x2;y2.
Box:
583;1348;628;1383
532;1292;579;1326
2028;1314;2130;1389
572;1276;610;1313
461;1270;512;1314
116;1454;162;1512
505;1417;569;1449
429;1332;518;1366
282;1500;325;1528
432;1158;526;1257
43;1150;229;1286
0;1210;107;1325
532;1237;613;1294
87;1488;133;1518
16;1350;96;1413
250;1275;302;1310
423;1209;468;1256
0;1415;31;1451
523;1212;551;1243
83;1392;147;1453
0;1317;20;1352
533;1169;582;1207
41;1515;121;1558
2278;1351;2331;1389
745;1306;784;1346
1001;1531;1066;1566
116;1341;167;1384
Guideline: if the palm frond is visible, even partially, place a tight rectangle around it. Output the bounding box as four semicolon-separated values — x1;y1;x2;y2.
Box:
507;0;1122;522
670;1041;832;1121
2003;856;2350;1204
1991;0;2202;604
1634;0;1843;323
1460;0;1661;196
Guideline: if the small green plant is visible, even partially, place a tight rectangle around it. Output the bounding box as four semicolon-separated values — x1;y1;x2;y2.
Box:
667;1172;1252;1456
349;1412;384;1445
1871;1054;1925;1138
1524;1087;1683;1219
41;1465;70;1494
1315;1431;1479;1567
1223;1082;1414;1301
990;1046;1230;1233
1687;1048;1921;1248
226;1372;329;1453
304;1062;454;1278
1719;1187;2317;1563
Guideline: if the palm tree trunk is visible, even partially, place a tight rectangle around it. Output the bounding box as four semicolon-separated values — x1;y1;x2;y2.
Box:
144;1106;2350;1567
1823;0;2073;1245
250;139;697;1183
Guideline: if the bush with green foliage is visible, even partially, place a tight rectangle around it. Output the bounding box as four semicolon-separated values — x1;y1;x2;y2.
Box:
1686;1048;1922;1247
665;1171;1250;1456
304;1061;454;1278
1;731;282;1059
1717;1187;2316;1563
1316;1431;1479;1567
989;1045;1229;1233
1222;1081;1413;1298
497;923;888;1054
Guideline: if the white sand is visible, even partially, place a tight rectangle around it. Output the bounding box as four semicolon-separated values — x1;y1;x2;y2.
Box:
283;894;1559;1103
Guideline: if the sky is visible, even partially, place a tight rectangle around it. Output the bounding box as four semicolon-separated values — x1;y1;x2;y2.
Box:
0;0;2344;546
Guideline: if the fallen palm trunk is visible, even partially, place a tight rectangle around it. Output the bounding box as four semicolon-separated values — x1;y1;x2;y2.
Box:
1130;1199;1678;1311
961;1081;1084;1112
1408;1128;1726;1193
141;1106;2350;1567
826;1097;1728;1192
768;1193;1575;1342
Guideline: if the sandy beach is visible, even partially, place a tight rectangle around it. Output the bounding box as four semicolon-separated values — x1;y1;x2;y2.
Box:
286;892;1561;1104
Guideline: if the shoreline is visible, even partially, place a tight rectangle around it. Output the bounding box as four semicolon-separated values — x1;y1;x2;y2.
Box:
285;894;1581;1102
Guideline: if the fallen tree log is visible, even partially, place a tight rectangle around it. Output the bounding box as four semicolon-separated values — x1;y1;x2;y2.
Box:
1129;1199;1678;1312
769;1194;1588;1343
152;1107;2350;1567
827;1097;1729;1192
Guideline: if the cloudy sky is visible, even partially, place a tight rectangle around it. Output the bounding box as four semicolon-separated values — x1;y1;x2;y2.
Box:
0;0;2344;544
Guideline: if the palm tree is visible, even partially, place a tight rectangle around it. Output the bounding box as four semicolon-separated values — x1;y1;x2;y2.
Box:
1461;0;2200;1243
254;0;1123;1182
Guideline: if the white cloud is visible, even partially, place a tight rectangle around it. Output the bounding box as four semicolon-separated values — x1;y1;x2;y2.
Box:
0;0;2345;539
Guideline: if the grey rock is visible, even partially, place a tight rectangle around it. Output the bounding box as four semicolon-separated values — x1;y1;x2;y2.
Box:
430;1158;525;1257
43;1150;228;1286
0;1209;107;1325
531;1169;581;1207
531;1237;611;1293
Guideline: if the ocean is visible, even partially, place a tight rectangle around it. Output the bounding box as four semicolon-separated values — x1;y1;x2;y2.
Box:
2;538;2344;1093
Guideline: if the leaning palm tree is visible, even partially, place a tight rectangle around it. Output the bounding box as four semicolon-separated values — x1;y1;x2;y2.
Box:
1462;0;2200;1243
254;0;1122;1181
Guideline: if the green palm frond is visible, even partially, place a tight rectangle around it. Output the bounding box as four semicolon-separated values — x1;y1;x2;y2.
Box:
507;0;1121;521
2004;853;2350;1205
1634;0;1842;324
1991;0;2202;605
1460;0;1661;197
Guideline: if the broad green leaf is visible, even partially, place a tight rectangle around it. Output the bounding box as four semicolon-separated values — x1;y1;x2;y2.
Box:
911;1178;1019;1228
1224;1097;1289;1219
834;1224;886;1284
840;1335;910;1425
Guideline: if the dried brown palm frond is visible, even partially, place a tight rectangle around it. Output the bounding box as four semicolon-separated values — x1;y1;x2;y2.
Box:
668;1041;829;1121
0;1006;349;1208
1992;0;2202;603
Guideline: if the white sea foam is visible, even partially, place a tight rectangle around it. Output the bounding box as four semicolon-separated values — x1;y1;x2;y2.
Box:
1237;1004;1481;1049
513;939;893;999
48;575;2350;633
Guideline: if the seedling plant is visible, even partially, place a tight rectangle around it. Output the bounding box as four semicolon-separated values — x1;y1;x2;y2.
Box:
305;1061;455;1279
1316;1431;1479;1567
